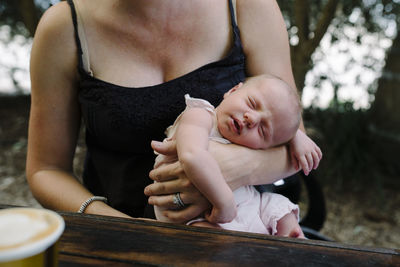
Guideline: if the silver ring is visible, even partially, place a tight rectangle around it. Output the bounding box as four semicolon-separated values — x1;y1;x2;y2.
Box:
173;192;185;209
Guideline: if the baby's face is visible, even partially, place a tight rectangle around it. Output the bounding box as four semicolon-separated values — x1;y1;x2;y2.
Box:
216;78;296;149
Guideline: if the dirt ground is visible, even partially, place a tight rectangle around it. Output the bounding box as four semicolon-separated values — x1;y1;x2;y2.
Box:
0;95;399;250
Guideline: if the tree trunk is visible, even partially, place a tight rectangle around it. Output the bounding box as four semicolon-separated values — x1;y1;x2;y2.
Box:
15;0;41;37
368;29;400;173
291;0;340;95
292;46;312;94
370;29;400;134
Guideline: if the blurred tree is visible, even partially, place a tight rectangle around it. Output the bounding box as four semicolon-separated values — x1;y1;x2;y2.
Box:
355;0;400;132
369;25;400;166
360;0;400;170
370;29;400;131
278;0;400;96
0;0;48;38
278;0;340;94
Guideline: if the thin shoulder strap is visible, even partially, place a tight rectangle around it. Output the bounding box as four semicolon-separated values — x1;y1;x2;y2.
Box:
67;0;93;76
228;0;238;28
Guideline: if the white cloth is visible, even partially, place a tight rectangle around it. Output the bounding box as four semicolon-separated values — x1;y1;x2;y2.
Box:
155;95;299;235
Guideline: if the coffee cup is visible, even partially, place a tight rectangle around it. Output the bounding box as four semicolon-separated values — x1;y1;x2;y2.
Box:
0;207;65;267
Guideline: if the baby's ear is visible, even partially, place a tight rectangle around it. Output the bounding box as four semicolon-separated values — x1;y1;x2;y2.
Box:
224;82;243;98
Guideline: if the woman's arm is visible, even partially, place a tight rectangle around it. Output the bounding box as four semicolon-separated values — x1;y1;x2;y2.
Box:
208;141;296;189
217;0;303;184
149;138;295;190
145;0;299;222
26;2;129;218
238;0;296;89
175;108;236;223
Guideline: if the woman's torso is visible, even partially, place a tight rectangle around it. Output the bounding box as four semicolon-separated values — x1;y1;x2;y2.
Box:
74;0;235;88
67;0;246;217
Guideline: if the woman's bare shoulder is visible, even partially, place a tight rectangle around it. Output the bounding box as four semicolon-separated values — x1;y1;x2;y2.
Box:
34;2;75;48
236;0;276;12
235;0;294;87
236;0;282;27
31;2;78;80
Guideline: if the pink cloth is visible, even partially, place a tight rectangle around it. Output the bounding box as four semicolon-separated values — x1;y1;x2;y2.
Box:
217;186;299;235
155;95;299;235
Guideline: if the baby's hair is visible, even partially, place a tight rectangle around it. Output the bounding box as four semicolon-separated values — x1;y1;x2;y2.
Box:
244;74;302;145
244;74;302;114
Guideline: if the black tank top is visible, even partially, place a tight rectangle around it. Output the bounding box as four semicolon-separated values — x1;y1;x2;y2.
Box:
67;0;246;217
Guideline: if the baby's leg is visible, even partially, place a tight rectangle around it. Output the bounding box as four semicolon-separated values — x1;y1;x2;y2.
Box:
258;191;304;237
276;212;305;238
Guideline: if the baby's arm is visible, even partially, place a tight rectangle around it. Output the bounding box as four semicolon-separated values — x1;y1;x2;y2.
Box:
175;108;236;223
289;130;323;176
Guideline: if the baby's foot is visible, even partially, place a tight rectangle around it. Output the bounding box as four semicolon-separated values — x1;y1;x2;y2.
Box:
276;212;305;239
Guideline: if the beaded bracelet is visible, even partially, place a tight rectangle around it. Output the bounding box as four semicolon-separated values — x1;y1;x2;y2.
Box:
77;196;108;213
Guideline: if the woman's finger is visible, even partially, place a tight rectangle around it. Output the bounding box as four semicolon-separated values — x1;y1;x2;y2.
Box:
149;194;181;209
153;154;179;169
149;161;183;182
163;202;210;223
148;195;177;209
145;171;197;197
144;178;183;196
148;191;195;209
151;139;177;156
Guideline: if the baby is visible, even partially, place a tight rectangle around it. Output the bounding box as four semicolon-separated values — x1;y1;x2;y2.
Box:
154;75;322;237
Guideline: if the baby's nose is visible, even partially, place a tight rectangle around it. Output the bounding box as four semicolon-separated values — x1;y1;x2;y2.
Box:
244;111;260;128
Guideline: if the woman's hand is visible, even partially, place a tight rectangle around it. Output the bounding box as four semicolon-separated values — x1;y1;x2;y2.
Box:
146;136;296;223
145;140;211;223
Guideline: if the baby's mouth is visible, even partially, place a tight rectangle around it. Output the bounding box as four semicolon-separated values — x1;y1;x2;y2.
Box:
233;117;241;135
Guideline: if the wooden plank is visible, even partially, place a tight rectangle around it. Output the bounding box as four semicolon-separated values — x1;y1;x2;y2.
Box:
58;212;400;267
1;205;398;266
59;254;137;267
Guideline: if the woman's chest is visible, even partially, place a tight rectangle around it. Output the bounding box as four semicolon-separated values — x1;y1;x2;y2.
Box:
84;3;232;88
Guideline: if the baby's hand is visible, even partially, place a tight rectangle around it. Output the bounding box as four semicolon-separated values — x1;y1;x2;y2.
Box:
289;130;322;176
205;200;237;224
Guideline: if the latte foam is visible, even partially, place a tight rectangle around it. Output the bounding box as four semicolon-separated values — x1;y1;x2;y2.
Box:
0;208;64;258
0;213;48;248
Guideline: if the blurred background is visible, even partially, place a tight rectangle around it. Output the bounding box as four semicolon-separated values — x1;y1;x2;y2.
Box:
0;0;399;248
